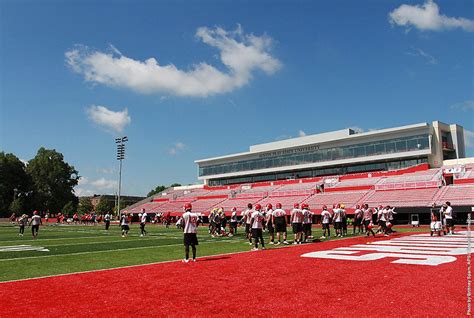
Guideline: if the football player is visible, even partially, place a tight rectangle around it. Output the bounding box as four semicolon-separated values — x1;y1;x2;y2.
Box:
182;203;199;262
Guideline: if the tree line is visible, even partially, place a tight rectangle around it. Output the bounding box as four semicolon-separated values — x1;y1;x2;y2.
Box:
1;147;183;218
0;148;79;217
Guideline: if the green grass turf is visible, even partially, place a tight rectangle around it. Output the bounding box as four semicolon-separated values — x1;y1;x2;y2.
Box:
0;222;427;282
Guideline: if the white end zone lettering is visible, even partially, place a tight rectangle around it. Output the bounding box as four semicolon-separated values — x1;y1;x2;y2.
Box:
302;231;472;266
301;250;456;266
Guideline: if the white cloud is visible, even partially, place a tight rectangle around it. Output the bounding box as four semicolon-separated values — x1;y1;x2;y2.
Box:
96;167;116;174
86;105;131;133
451;100;474;111
91;178;118;190
406;47;438;65
74;177;117;196
66;25;281;97
298;130;306;137
389;0;474;32
168;142;186;155
78;176;88;186
74;187;95;197
465;129;474;148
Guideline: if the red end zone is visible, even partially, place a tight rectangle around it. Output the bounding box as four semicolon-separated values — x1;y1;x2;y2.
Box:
0;232;470;317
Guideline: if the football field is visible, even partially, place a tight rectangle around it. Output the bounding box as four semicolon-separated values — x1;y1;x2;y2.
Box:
0;222;427;282
0;223;470;317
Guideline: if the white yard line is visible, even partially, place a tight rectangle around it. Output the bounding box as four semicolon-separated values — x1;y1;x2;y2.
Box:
0;232;402;284
0;239;241;262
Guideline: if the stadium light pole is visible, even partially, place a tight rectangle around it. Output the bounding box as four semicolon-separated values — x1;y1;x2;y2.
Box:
115;136;128;217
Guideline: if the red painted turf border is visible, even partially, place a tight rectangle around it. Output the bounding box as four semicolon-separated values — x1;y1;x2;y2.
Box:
0;232;469;317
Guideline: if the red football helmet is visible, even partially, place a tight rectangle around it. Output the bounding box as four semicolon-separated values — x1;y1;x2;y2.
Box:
33;210;38;215
301;203;309;209
183;203;192;211
386;222;393;228
322;205;327;210
367;223;373;230
266;203;273;209
294;203;300;208
254;204;262;211
356;204;360;209
276;203;282;209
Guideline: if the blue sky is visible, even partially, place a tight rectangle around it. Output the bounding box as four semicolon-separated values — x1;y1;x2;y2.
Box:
1;0;473;196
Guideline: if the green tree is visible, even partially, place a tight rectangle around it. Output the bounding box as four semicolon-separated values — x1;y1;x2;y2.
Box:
77;197;93;215
27;148;79;213
170;183;181;187
95;197;112;215
9;197;26;216
0;152;31;217
147;185;167;197
62;201;78;217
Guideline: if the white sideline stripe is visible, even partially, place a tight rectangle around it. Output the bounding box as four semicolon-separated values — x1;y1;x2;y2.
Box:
0;233;187;245
0;240;240;262
0;236;114;244
0;248;259;285
372;241;467;248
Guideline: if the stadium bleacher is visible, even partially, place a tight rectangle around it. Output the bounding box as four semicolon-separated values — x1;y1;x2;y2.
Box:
126;164;474;215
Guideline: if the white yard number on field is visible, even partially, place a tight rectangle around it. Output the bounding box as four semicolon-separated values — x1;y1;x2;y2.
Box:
0;245;50;252
302;232;473;266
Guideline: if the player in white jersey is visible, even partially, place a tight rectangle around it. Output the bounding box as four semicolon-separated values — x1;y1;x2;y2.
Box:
182;203;199;262
250;204;266;251
376;206;388;236
229;207;238;236
272;203;288;245
320;205;332;239
332;204;343;237
302;204;313;242
265;204;275;244
120;212;130;237
18;214;27;236
385;205;396;234
353;205;363;235
442;201;455;235
290;203;304;244
140;208;148;237
28;211;42;239
241;203;254;245
104;212;111;231
362;204;375;237
340;204;348;236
